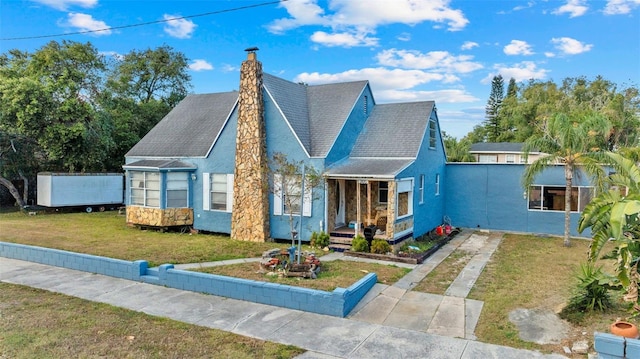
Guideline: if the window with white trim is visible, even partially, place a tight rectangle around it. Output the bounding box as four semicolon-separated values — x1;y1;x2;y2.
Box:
203;173;233;212
506;154;515;163
274;174;311;216
528;185;594;212
130;171;160;207
479;155;498;163
166;172;188;208
379;181;388;204
435;174;440;196
396;179;413;218
419;175;425;204
429;119;437;148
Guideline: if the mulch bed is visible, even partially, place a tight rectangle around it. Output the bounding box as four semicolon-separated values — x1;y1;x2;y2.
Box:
344;229;460;264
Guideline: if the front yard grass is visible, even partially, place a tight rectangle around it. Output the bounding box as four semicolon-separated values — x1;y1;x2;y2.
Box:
195;260;411;291
411;250;472;295
469;233;630;355
0;211;285;267
0;282;304;359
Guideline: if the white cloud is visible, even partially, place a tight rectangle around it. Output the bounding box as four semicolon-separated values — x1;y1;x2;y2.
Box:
221;64;237;73
461;41;478;50
189;59;213;71
512;1;536;11
268;0;469;47
268;0;329;33
551;37;593;54
377;89;479;103
604;0;640;14
296;67;447;91
544;52;556;58
310;30;379;47
503;40;534;55
66;13;110;35
100;51;123;60
553;0;589;17
163;14;196;39
397;32;411;41
376;49;483;74
32;0;96;11
483;61;549;83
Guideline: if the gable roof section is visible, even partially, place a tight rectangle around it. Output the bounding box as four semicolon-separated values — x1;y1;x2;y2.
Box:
262;75;368;158
351;101;434;158
126;92;238;157
263;74;311;153
307;80;368;157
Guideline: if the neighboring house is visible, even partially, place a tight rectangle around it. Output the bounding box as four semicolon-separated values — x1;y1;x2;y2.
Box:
469;142;545;164
123;50;447;245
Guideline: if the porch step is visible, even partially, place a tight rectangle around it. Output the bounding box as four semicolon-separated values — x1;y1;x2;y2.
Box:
328;244;351;252
329;236;353;245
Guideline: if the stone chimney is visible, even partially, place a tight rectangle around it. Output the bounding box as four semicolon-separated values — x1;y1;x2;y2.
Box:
231;48;270;242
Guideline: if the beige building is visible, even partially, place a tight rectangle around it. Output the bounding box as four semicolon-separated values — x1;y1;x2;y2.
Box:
469;142;546;164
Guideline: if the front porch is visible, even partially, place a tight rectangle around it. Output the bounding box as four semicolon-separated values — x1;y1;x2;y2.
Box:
326;178;414;251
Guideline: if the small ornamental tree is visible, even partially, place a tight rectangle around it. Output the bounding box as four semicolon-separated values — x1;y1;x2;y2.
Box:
269;152;322;246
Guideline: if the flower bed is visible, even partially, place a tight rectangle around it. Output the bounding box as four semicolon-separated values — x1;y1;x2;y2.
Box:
344;228;460;264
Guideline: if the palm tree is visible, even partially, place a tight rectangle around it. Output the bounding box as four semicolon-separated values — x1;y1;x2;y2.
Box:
522;112;611;247
578;151;640;309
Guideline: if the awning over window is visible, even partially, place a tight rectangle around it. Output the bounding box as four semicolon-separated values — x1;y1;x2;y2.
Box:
324;158;413;179
122;159;197;171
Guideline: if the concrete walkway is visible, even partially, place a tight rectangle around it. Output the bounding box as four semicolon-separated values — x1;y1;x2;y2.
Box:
0;231;567;359
344;230;502;341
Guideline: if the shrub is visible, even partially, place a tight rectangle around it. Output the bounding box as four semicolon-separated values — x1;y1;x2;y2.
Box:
371;238;391;254
311;231;330;248
351;235;369;252
559;262;613;324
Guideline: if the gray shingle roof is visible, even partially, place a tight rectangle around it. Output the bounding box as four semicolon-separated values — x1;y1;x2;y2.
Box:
263;74;311;153
307;80;368;157
126;92;238;157
123;159;197;170
351;101;434;158
469;142;526;153
325;158;413;178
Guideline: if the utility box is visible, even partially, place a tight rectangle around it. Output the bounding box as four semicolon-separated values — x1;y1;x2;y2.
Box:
37;172;124;211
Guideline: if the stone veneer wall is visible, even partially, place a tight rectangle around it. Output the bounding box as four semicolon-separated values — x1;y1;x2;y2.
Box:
126;206;193;227
327;179;337;233
231;52;270;242
386;181;396;237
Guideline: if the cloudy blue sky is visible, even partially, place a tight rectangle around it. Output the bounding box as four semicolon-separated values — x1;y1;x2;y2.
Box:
2;0;639;138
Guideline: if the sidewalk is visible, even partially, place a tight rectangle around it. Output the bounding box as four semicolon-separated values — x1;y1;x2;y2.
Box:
0;232;567;359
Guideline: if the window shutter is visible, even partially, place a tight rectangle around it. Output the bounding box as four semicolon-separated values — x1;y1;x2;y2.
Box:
273;174;282;215
226;174;234;213
203;173;210;211
303;177;312;217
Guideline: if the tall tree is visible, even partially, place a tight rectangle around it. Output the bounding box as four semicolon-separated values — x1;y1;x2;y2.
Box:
0;40;110;172
102;45;191;168
501;77;640;146
522;112;612;247
484;75;504;142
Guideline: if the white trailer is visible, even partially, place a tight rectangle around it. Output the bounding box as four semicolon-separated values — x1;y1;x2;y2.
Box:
37;172;124;212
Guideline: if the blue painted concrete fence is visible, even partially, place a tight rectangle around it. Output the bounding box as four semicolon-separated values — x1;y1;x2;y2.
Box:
0;241;376;317
595;332;640;358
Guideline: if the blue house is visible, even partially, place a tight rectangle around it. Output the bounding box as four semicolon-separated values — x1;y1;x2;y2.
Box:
123;50;447;246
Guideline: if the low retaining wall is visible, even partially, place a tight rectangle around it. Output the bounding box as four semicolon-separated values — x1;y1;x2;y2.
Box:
594;332;640;358
0;242;376;317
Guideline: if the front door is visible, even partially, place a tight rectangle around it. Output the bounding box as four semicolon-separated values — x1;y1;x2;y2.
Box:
335;179;346;227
